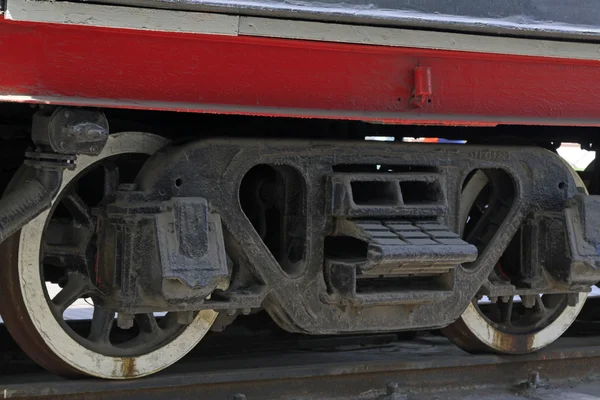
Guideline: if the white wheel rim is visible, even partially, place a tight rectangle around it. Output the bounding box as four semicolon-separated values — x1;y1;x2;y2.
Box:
461;293;586;352
18;132;218;378
458;170;587;353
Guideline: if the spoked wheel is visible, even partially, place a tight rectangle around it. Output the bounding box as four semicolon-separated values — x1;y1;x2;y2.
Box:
442;170;587;354
0;132;218;379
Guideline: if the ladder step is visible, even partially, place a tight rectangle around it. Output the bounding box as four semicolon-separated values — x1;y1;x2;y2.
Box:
334;219;477;273
324;219;478;306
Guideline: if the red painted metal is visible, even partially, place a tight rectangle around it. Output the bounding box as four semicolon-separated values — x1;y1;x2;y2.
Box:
411;67;432;108
1;17;600;126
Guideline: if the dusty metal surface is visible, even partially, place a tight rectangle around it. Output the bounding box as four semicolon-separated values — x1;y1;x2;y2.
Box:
121;139;591;337
2;335;600;399
56;0;600;40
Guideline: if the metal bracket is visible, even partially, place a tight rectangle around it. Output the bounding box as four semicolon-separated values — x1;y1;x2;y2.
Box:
411;66;432;108
32;107;109;156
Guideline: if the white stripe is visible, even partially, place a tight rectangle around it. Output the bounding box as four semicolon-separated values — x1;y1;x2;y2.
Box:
239;16;600;61
5;0;239;35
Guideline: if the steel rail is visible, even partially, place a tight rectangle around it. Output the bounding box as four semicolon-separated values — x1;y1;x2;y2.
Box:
2;335;600;399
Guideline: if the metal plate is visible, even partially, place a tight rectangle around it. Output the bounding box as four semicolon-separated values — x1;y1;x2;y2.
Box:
3;16;600;126
72;0;600;40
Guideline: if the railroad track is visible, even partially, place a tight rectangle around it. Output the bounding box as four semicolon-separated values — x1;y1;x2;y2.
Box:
3;302;600;399
2;330;600;400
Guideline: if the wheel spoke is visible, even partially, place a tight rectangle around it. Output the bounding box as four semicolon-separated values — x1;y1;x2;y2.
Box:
44;243;86;268
534;295;547;315
102;164;120;204
115;314;167;350
88;306;115;344
136;314;161;335
45;219;75;243
51;274;90;313
499;296;514;325
63;190;94;227
464;207;494;244
43;220;90;272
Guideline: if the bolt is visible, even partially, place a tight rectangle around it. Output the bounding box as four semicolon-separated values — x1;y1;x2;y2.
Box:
489;296;498;304
241;308;251;315
90;146;97;153
86;126;107;139
117;313;134;329
522;295;536;308
567;293;579;307
226;308;237;316
232;394;246;400
500;296;511;303
528;371;541;388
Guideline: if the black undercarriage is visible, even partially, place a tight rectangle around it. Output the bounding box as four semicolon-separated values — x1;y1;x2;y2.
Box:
2;103;600;377
94;137;597;334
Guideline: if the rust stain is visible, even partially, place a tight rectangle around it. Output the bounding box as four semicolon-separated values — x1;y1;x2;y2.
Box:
492;329;534;353
120;357;137;378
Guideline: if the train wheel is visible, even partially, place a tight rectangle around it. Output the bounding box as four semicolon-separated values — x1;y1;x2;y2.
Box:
0;132;218;379
443;170;587;354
